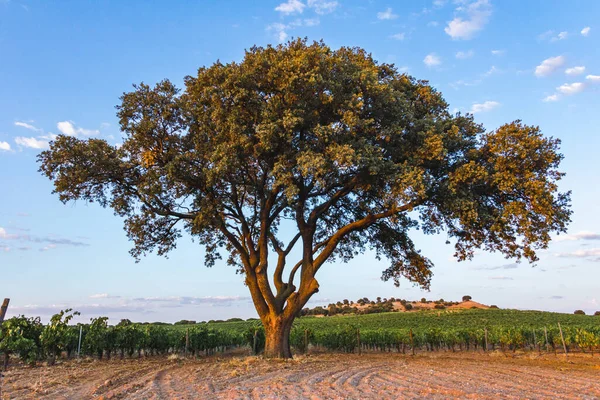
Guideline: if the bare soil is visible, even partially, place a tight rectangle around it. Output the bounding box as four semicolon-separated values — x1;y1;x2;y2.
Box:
1;351;599;399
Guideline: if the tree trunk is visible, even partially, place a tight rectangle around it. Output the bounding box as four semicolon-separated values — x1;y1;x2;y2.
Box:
263;316;294;359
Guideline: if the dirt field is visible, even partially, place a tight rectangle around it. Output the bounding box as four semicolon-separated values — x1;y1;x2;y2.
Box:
1;351;599;399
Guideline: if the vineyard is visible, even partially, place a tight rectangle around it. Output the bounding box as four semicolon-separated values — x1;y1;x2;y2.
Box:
2;308;600;370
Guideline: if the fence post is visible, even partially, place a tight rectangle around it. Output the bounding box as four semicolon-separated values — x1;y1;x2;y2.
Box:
558;323;568;359
410;328;415;356
185;328;190;357
544;326;549;352
0;299;9;324
304;329;309;354
357;328;361;355
77;325;83;358
253;329;258;355
484;327;488;352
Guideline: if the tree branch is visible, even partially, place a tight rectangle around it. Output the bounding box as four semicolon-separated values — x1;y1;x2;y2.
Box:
313;200;422;271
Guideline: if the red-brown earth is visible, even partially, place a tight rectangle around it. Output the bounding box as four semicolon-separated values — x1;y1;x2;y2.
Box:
1;351;599;399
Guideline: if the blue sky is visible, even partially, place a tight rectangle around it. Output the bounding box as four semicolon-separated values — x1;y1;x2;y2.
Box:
1;0;599;323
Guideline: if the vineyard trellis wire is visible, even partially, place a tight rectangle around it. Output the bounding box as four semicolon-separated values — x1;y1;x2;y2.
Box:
1;308;599;369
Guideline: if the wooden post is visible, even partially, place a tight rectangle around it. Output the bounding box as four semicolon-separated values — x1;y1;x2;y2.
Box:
558;323;568;359
185;328;190;357
304;329;309;354
532;328;538;353
77;325;83;358
253;329;258;355
357;328;361;355
0;299;9;324
484;327;488;352
410;329;415;356
544;326;549;352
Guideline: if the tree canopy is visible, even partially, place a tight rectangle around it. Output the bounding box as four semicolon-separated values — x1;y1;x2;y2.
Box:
38;39;571;358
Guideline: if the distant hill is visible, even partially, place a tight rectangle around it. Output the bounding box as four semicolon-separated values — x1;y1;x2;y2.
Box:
300;296;494;317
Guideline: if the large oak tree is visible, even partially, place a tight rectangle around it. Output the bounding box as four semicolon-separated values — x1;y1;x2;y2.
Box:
39;40;571;358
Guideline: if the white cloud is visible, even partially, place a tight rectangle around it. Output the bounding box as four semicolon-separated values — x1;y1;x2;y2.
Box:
489;276;513;280
543;94;560;102
537;30;554;41
14;136;49;149
445;0;492;40
40;244;57;252
423;53;441;67
534;55;565;77
555;231;600;241
455;50;474;59
390;32;405;40
470;100;500;113
552;31;568;41
555;248;600;259
491;49;505;56
377;7;398;20
90;293;121;299
0;227;18;239
267;23;289;42
303;18;319;26
427;21;439;27
483;65;499;76
57;121;99;137
586;74;600;82
275;0;305;15
307;0;338;14
557;82;585;95
14;121;42;132
0;141;10;151
565;66;585;76
581;26;591;37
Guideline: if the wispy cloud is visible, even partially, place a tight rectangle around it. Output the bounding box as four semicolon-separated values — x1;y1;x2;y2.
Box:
557;82;586;95
489;276;513;280
89;293;122;299
543;94;560;102
565;66;585;76
275;0;305;15
377;8;398;20
474;263;518;271
555;231;600;241
491;49;505;56
423;53;441;67
307;0;338;15
57;121;99;137
535;55;565;77
544;75;600;102
390;32;405;40
0;226;89;252
555;247;600;260
14;136;49;149
455;50;474;59
551;31;568;42
445;0;492;40
15;121;42;132
470;100;500;114
587;74;600;83
581;26;591;37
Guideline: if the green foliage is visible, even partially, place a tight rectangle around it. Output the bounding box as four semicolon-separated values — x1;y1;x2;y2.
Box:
84;317;109;359
40;309;80;363
38;39;570;301
0;316;42;365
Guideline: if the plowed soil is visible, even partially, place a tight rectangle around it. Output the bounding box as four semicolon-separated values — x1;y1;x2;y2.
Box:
1;351;599;399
